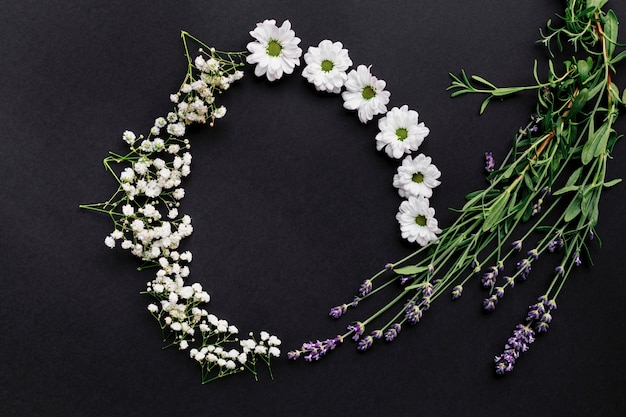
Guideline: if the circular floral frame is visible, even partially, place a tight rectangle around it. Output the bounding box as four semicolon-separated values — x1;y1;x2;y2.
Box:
81;21;441;384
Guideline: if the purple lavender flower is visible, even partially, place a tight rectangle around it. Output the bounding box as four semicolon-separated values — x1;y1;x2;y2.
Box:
547;299;557;310
451;285;463;300
384;324;401;342
289;336;344;362
512;240;523;251
548;236;564;252
494;324;536;375
359;279;373;297
384;263;393;270
347;322;365;341
527;248;539;260
554;265;564;275
574;252;582;266
351;296;360;307
329;304;347;319
399;275;415;285
495;286;505;298
371;329;383;339
482;270;497;288
422;282;434;297
483;295;498;311
485;152;495;172
516;258;532;280
505;276;515;288
535;322;550;333
357;335;374;351
405;303;423;324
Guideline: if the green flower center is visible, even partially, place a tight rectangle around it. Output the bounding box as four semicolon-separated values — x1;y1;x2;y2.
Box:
362;86;376;100
396;127;408;141
321;59;334;72
412;172;424;183
266;40;282;57
415;215;427;226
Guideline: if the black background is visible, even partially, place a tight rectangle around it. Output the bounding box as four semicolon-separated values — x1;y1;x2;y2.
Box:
2;1;626;416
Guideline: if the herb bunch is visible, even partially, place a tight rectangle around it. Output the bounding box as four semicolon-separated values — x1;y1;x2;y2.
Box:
290;0;623;374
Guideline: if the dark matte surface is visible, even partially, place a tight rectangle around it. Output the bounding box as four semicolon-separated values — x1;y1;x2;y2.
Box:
1;1;625;416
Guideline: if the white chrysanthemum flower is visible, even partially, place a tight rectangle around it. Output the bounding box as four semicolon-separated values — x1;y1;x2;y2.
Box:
302;40;352;93
375;105;430;158
395;196;441;245
341;65;390;123
393;154;441;198
246;19;302;82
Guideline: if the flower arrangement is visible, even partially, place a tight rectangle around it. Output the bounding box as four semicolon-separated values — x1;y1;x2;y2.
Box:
289;0;624;375
82;18;439;383
82;0;621;383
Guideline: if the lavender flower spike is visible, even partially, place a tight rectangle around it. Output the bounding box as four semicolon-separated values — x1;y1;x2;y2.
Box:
329;304;348;319
494;324;536;375
485;151;495;172
347;322;365;341
384;323;401;342
359;279;373;297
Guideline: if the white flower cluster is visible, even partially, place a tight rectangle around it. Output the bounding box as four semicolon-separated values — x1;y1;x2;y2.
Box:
94;42;281;382
246;19;442;246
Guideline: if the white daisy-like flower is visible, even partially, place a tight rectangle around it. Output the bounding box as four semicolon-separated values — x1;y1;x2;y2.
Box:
375;105;430;158
395;196;441;246
393;154;441;198
302;40;353;93
341;65;390;123
246;19;302;82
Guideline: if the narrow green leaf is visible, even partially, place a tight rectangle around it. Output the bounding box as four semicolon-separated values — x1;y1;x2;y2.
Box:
394;265;430;276
471;75;496;88
482;192;510;232
604;10;618;58
564;193;582;222
603;178;622;187
552;185;580;196
479;96;493;114
611;50;626;65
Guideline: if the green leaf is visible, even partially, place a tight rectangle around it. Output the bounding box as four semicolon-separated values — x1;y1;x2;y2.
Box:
586;0;608;10
393;265;430;276
482;191;510;232
479;96;493;114
564;193;582;222
603;178;622;187
471;75;496;88
566;88;588;119
582;123;609;164
611;50;626;65
604;10;618;58
552;185;580;196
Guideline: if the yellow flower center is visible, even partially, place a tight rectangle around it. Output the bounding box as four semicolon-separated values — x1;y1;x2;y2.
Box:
415;215;427;226
412;172;424;183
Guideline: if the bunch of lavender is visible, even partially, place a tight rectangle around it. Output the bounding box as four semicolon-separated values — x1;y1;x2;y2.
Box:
81;31;280;383
290;0;623;374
